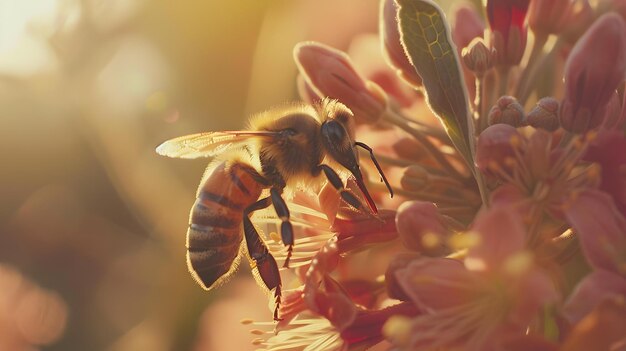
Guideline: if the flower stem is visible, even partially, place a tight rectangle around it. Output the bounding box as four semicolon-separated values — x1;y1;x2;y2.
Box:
515;33;548;105
383;110;466;180
474;76;485;135
497;66;511;97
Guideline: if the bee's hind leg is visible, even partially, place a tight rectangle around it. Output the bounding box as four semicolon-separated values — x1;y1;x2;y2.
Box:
244;197;282;321
270;187;294;268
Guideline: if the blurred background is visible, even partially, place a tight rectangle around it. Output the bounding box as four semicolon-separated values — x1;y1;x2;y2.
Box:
0;1;380;350
0;0;454;350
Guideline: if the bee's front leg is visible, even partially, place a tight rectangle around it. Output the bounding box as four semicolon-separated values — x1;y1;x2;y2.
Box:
317;164;368;213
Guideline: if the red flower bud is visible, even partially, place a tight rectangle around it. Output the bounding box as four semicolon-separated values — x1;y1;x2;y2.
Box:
486;0;530;65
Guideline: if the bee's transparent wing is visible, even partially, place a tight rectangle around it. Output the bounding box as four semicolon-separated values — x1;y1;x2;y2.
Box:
156;131;277;159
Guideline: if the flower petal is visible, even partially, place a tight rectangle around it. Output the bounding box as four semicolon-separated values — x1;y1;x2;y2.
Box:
561;13;626;133
563;270;626;325
563;189;626;274
584;130;626;217
395;257;479;312
560;297;626;351
466;207;526;272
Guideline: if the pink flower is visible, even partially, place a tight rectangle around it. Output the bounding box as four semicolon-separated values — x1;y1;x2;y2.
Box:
560;13;626;133
389;208;558;351
476;127;601;228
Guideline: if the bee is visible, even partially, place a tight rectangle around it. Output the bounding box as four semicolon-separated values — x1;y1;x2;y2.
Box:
156;99;392;320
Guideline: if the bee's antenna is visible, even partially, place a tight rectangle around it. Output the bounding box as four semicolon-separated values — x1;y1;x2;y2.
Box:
355;141;394;198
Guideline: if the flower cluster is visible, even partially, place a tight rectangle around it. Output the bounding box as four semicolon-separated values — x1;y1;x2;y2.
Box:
244;0;626;350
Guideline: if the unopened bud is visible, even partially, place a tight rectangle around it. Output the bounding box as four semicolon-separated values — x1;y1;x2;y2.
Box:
527;97;560;132
380;0;423;88
528;0;574;36
392;137;429;162
400;165;429;192
462;38;495;77
486;0;530;66
294;42;388;123
452;4;486;102
385;253;421;301
488;95;525;127
560;0;594;45
560;13;626;133
396;201;448;255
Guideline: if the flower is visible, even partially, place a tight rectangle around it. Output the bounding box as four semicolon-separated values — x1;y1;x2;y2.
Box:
388;208;558;351
202;1;626;349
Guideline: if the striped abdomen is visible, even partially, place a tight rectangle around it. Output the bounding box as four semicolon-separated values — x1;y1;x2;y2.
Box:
186;161;264;290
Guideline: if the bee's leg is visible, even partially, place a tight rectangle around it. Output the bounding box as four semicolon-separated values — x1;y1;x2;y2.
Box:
317;164;368;213
355;141;394;198
244;197;282;321
269;187;294;268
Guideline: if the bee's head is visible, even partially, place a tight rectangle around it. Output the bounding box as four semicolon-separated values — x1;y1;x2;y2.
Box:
319;100;378;214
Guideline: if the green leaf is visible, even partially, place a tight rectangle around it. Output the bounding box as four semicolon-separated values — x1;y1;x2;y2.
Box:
396;0;472;165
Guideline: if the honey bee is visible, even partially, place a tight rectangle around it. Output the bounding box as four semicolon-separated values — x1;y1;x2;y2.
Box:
156;99;392;320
